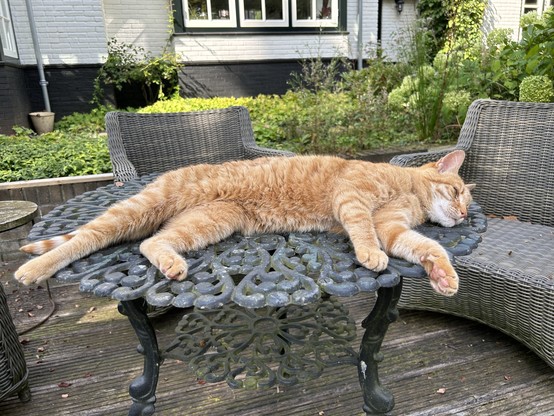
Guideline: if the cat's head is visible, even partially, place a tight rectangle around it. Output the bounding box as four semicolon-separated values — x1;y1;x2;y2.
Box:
422;150;475;227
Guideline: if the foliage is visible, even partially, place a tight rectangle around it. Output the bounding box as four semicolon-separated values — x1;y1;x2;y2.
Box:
54;105;114;134
519;75;554;102
8;5;554;182
93;38;182;106
0;129;111;182
416;0;486;60
474;8;554;100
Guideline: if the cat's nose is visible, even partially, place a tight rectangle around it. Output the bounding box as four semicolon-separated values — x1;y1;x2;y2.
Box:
459;208;467;218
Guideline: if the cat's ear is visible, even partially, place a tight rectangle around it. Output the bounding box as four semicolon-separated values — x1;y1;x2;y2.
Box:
436;150;466;174
465;183;476;191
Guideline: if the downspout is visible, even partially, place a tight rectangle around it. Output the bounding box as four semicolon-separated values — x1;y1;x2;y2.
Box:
357;0;363;69
377;0;382;45
24;0;51;112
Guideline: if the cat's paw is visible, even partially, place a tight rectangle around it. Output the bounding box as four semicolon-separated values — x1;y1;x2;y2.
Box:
355;247;389;272
420;253;458;296
155;253;189;281
14;258;54;286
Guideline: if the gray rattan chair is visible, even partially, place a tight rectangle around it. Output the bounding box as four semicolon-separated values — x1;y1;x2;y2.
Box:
0;284;31;403
105;106;294;182
391;99;554;369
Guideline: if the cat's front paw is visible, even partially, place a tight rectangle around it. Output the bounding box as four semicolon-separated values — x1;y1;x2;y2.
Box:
14;258;55;286
355;247;389;272
156;253;188;280
420;253;458;296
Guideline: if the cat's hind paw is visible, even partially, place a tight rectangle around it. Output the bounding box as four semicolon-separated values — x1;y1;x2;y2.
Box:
14;259;54;286
420;254;458;297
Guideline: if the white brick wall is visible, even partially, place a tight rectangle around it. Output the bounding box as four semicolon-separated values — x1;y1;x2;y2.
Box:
380;0;418;61
10;0;107;65
103;0;171;55
174;34;351;62
6;0;535;67
484;0;523;40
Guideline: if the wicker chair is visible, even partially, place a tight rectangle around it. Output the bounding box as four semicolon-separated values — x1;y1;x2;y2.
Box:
390;99;554;369
0;284;31;403
105;106;294;182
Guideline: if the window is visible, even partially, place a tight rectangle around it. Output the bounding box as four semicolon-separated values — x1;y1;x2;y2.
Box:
185;0;238;28
239;0;288;27
292;0;338;27
181;0;341;30
0;0;18;58
523;0;538;14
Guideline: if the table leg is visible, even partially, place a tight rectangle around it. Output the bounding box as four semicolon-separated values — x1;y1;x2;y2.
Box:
118;299;161;416
357;278;402;415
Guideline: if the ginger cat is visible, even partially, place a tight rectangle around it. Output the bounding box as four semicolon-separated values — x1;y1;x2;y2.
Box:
15;150;474;296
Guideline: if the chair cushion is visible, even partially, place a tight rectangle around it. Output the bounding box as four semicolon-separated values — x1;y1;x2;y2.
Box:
462;218;554;282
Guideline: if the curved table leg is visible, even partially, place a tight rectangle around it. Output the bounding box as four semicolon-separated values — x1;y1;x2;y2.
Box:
118;299;161;416
357;278;402;415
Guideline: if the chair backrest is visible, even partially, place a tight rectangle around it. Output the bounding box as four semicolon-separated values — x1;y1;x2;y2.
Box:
456;99;554;226
105;106;258;182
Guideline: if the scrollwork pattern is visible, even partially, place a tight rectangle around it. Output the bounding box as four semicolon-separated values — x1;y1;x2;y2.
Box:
27;175;487;310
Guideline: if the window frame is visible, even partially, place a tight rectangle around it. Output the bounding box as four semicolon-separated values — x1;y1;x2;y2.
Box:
0;0;18;59
176;0;345;32
239;0;289;28
291;0;338;28
184;0;238;28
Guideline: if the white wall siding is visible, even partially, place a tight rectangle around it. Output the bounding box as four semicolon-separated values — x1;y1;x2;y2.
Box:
103;0;170;55
174;34;351;62
484;0;523;40
346;0;379;63
380;0;418;62
10;0;107;65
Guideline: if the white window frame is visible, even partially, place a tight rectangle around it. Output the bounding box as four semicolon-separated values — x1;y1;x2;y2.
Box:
239;0;289;27
184;0;238;28
0;0;18;58
292;0;338;27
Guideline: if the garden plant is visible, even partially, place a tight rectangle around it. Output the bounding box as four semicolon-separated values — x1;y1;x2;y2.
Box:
1;4;553;182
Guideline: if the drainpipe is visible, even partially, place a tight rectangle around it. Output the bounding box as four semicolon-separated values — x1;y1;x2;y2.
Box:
357;0;363;69
24;0;51;112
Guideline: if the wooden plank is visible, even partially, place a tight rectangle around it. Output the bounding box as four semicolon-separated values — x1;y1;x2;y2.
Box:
0;283;553;416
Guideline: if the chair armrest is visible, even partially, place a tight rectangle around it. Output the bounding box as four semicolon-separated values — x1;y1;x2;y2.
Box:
244;145;295;159
389;147;459;167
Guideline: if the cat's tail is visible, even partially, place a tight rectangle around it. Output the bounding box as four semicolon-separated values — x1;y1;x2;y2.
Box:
20;231;78;255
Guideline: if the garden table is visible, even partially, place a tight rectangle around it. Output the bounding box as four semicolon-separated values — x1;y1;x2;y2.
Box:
25;174;486;415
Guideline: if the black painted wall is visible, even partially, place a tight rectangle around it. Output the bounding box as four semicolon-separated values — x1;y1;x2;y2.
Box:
0;64;32;134
180;61;302;98
0;61;301;135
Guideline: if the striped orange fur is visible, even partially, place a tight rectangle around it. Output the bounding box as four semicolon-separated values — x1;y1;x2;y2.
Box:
15;151;474;296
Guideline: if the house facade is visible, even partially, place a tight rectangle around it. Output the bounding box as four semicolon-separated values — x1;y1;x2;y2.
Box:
0;0;551;134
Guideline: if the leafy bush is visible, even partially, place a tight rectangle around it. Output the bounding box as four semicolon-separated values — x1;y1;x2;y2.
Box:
93;38;182;106
475;8;554;100
0;129;111;182
519;75;554;102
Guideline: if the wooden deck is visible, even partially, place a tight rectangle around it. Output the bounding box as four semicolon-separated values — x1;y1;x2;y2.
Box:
1;268;554;416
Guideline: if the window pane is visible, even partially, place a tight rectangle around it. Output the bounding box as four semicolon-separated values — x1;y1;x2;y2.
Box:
244;0;262;20
0;0;17;57
296;0;311;19
189;0;208;19
317;0;331;18
213;0;231;19
266;0;283;19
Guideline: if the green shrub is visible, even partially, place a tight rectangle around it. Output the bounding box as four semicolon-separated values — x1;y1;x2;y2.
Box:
0;129;111;182
93;38;182;106
477;8;554;100
519;75;554;102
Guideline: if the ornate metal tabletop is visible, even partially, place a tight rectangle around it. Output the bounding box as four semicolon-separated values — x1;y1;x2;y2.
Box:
26;175;486;416
28;173;486;310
